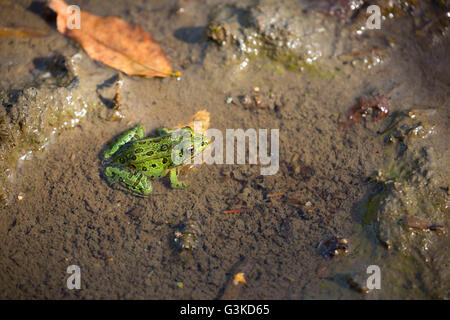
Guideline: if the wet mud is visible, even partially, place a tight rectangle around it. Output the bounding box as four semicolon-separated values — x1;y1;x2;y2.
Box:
0;0;448;299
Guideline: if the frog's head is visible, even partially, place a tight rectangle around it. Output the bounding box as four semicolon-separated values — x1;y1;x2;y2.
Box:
189;127;210;157
175;127;210;160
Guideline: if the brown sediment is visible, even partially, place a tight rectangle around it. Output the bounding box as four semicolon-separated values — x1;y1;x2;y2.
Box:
0;0;448;300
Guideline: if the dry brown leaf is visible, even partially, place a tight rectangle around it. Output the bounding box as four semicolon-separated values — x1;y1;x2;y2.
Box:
176;110;210;134
48;0;176;77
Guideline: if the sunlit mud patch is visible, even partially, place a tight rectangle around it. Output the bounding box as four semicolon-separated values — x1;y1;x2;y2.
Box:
367;108;449;252
323;108;449;299
204;0;441;76
206;0;339;72
0;53;102;205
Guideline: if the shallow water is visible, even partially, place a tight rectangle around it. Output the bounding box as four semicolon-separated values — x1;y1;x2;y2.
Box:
0;0;448;299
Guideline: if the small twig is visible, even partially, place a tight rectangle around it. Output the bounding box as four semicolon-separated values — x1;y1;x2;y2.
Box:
266;192;285;198
285;198;303;206
339;47;386;59
223;208;246;214
112;74;123;110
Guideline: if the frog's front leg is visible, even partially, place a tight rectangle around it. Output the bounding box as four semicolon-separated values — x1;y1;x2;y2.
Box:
157;126;192;137
103;124;145;159
105;166;152;195
169;168;187;189
156;127;173;136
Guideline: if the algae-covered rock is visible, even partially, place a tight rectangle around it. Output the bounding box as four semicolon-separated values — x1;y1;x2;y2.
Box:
0;53;102;206
328;108;449;298
206;0;339;70
366;109;449;253
206;0;449;73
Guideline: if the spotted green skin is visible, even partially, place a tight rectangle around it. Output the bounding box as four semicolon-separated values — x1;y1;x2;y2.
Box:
103;125;209;195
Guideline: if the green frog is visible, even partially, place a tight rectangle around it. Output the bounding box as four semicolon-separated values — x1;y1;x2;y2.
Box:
103;125;210;195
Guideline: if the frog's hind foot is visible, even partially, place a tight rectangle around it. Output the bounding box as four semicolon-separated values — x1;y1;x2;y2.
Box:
105;166;152;195
103;124;145;159
169;168;188;189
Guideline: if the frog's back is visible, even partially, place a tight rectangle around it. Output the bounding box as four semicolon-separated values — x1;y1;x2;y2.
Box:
111;135;175;177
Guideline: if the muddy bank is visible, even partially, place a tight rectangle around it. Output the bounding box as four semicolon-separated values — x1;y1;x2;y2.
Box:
0;52;107;206
0;0;448;299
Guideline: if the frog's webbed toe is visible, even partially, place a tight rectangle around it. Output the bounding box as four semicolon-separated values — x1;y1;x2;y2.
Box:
105;166;152;195
172;181;187;189
169;168;187;189
156;127;173;136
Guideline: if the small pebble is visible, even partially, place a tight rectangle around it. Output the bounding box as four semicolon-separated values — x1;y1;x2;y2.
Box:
253;94;266;108
240;94;253;107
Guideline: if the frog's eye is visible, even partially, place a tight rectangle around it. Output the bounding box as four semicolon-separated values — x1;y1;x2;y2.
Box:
182;126;193;134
